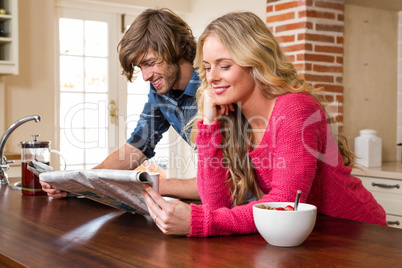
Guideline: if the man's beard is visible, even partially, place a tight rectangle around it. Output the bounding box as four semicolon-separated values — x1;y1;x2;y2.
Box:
155;63;180;95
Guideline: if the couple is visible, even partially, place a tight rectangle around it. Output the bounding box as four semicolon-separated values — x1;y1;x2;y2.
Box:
41;9;387;237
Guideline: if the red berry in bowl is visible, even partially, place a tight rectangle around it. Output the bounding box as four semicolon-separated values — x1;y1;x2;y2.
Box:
285;205;294;211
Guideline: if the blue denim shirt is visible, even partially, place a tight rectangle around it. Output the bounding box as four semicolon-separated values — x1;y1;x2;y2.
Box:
126;69;200;158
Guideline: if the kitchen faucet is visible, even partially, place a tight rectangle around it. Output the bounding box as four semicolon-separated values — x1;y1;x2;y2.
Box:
0;115;41;185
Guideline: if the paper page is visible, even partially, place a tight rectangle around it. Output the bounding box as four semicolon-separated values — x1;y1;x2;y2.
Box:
39;169;159;215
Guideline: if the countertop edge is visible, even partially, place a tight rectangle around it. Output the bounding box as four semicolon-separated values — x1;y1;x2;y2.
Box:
352;161;402;180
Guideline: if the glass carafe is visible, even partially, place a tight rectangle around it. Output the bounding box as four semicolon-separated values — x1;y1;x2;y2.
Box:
19;135;53;195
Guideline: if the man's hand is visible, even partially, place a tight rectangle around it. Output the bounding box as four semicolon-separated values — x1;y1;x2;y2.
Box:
39;180;68;199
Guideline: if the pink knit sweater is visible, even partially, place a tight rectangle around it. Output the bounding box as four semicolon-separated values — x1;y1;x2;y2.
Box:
189;93;386;237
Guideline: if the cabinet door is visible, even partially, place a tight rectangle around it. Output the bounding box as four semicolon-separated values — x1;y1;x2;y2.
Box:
0;0;18;74
358;176;402;220
386;214;402;229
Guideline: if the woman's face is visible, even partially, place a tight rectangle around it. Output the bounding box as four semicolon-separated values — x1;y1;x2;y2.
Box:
202;35;258;106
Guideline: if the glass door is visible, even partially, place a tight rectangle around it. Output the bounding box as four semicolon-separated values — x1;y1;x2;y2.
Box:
57;8;119;170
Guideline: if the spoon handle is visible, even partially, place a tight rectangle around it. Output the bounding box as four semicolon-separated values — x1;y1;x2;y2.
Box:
294;190;301;211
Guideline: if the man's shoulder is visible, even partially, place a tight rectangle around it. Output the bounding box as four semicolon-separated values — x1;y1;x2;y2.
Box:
190;68;201;84
184;69;201;96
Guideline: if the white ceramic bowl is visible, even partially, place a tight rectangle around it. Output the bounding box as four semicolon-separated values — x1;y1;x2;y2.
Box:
253;202;317;247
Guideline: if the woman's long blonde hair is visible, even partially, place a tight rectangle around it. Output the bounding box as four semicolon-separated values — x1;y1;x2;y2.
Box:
191;12;355;206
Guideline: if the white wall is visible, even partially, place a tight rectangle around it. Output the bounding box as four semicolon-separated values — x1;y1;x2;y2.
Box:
85;0;192;13
0;77;4;135
3;0;56;155
343;4;398;162
188;0;267;39
398;11;402;161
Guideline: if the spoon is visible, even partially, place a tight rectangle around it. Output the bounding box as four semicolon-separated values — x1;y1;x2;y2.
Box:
294;190;301;211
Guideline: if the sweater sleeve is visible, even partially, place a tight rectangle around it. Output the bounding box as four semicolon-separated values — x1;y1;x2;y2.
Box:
189;202;257;237
195;120;233;211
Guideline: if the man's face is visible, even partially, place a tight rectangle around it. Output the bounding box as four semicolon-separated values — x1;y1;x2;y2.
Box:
133;50;179;95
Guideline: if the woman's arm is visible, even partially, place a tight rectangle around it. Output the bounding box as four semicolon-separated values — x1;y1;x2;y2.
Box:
196;121;233;210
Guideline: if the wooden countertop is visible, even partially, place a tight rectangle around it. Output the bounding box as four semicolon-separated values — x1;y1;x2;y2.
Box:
1;183;402;267
352;161;402;180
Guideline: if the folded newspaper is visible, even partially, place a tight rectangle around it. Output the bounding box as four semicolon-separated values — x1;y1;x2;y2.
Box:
33;161;159;215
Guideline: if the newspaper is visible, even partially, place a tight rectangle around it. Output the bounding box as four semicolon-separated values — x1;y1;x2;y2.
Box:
35;163;159;215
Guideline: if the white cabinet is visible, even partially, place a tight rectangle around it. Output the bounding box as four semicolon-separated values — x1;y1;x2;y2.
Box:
353;162;402;229
0;0;18;75
357;176;402;228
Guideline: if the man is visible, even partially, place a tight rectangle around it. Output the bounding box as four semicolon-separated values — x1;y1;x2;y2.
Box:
41;8;199;200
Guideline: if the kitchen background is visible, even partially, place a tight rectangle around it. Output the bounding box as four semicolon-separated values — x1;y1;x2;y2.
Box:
0;0;401;178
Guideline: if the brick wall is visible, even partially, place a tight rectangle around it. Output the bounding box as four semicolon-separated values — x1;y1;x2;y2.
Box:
267;0;345;126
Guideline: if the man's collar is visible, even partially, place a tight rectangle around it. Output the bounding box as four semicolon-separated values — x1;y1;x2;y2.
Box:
182;68;200;97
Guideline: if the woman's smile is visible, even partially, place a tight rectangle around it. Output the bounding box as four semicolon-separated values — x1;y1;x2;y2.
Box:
213;85;230;95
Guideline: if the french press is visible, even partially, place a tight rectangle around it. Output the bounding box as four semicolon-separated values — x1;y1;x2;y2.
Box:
19;135;65;196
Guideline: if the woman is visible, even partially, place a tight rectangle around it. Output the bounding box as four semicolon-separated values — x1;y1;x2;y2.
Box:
142;12;387;237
